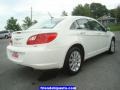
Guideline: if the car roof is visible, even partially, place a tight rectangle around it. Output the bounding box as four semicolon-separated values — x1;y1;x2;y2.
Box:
62;16;95;20
46;16;93;30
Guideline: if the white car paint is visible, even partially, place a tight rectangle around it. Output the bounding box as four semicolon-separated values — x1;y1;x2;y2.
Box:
7;16;115;70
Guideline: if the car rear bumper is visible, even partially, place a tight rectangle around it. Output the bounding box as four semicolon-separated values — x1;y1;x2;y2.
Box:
7;45;66;69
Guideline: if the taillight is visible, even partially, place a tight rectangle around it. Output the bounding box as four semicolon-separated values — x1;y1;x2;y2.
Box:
27;33;57;45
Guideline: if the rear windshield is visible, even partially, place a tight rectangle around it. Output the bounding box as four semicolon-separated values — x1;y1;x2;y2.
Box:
28;18;63;30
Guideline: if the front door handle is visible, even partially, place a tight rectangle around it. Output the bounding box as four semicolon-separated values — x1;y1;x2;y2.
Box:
80;32;86;35
97;33;101;35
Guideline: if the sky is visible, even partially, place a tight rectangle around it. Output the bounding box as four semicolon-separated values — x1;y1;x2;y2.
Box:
0;0;120;31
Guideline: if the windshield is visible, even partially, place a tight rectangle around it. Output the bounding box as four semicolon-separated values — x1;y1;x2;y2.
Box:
28;18;63;30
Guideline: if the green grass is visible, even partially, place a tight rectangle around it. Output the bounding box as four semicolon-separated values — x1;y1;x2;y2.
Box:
108;23;120;31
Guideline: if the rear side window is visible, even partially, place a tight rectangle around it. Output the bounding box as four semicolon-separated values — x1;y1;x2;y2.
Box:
70;19;89;30
70;21;79;29
76;19;89;29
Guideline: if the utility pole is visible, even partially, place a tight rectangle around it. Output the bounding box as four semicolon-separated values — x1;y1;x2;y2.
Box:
31;7;32;22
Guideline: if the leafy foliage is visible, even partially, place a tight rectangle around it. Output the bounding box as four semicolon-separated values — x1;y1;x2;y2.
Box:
72;4;91;17
72;3;108;18
110;6;120;23
116;6;120;22
22;16;37;30
90;3;108;18
109;9;117;18
5;17;21;31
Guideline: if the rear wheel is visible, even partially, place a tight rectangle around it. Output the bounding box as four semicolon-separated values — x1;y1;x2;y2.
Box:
108;39;115;54
63;47;83;75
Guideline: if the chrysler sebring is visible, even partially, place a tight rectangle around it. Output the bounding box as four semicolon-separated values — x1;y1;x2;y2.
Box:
7;16;115;75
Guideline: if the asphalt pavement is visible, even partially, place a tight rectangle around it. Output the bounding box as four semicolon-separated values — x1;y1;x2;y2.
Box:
0;32;120;90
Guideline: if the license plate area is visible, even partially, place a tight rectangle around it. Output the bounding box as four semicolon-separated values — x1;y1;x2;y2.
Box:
12;52;19;59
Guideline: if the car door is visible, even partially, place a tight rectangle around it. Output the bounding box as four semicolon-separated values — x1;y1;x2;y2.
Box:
87;19;109;52
70;18;103;59
76;19;106;58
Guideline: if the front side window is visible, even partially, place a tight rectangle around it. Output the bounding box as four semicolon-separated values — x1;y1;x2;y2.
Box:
28;18;63;30
87;19;106;32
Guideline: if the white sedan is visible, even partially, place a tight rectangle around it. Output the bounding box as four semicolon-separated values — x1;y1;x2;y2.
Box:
7;16;115;75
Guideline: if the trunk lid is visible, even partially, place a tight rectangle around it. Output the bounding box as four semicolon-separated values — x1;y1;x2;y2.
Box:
11;29;55;47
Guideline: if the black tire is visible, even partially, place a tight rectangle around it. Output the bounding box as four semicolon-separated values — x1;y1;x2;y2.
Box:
63;47;83;75
108;39;115;54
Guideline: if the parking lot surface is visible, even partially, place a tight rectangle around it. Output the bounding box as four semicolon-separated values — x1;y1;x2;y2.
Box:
0;32;120;90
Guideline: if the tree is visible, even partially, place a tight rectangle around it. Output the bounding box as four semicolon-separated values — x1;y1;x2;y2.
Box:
72;3;108;18
5;17;21;31
22;17;32;30
61;11;68;16
22;16;37;30
84;4;91;17
116;6;120;22
72;4;91;17
109;9;117;18
72;4;85;16
90;3;108;18
109;5;120;23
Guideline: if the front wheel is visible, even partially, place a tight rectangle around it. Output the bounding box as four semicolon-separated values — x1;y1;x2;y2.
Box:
108;39;115;54
63;47;83;75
